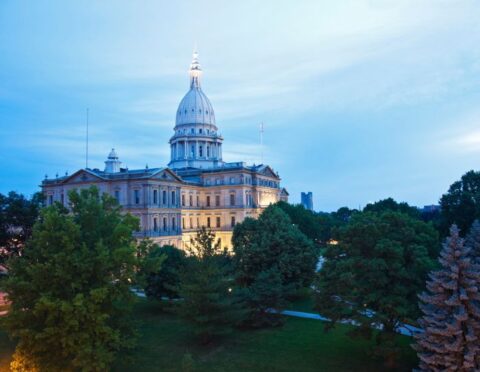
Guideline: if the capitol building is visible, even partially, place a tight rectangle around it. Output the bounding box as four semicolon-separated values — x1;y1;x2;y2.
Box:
42;52;288;249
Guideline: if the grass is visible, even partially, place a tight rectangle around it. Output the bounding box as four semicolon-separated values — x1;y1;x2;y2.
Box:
0;299;418;371
114;299;418;372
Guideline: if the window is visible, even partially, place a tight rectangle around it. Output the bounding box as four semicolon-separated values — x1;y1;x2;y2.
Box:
153;190;158;204
199;146;203;157
163;217;167;231
190;217;193;229
61;193;64;205
171;191;176;206
115;190;120;202
216;216;221;228
206;195;211;207
191;128;194;133
207;146;210;157
197;217;200;227
134;190;140;204
172;217;176;230
189;194;193;206
182;218;185;229
231;216;236;228
191;145;194;156
207;217;211;228
48;195;53;205
154;218;158;232
182;194;185;206
162;190;167;205
199;128;203;134
196;195;199;206
230;193;235;206
230;177;235;184
215;195;220;207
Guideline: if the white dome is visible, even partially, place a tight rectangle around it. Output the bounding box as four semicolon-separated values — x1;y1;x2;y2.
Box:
176;87;215;126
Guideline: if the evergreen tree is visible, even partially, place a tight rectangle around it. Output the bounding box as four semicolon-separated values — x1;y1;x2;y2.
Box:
177;227;242;344
414;225;480;371
4;187;139;371
466;220;480;264
233;205;317;327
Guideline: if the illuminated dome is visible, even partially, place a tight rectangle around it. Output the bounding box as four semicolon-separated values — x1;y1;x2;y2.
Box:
175;51;216;126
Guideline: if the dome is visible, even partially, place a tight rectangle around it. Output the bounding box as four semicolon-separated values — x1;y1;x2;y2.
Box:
175;88;215;126
175;50;216;127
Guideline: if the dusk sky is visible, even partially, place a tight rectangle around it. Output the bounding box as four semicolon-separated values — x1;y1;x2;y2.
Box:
1;1;480;211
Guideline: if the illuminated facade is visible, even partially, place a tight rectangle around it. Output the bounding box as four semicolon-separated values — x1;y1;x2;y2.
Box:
42;52;288;249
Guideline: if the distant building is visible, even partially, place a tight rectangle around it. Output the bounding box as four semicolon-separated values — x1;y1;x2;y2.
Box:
41;51;287;250
301;192;313;211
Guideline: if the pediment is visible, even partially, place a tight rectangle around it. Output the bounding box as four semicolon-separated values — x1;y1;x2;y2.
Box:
150;168;184;183
62;169;105;184
258;165;279;179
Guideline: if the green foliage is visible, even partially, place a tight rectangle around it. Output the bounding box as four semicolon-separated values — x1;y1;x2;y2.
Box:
316;210;439;366
143;245;186;299
177;227;243;344
0;191;43;265
135;239;166;290
439;170;480;236
233;205;318;327
363;197;420;218
4;186;139;371
275;201;332;244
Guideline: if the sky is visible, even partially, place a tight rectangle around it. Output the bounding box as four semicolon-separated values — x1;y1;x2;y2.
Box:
1;0;480;211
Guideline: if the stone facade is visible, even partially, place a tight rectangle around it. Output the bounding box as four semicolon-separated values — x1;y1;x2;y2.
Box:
41;51;288;250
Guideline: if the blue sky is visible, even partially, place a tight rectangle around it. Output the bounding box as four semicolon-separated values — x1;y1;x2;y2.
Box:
1;0;480;211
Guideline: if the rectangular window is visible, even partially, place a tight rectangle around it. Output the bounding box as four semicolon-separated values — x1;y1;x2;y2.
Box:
182;194;185;207
162;190;167;205
231;216;236;228
163;217;167;231
215;195;220;207
197;217;200;227
60;193;64;205
189;195;193;206
48;195;53;205
134;190;140;204
153;218;158;232
206;195;211;207
196;195;199;206
172;217;176;230
115;190;120;202
190;218;193;229
171;191;176;206
216;216;221;228
230;193;235;206
207;217;211;228
182;218;185;229
153;190;158;204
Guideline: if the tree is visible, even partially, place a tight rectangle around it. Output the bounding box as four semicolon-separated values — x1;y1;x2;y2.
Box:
414;225;480;371
233;205;317;326
143;245;186;299
440;170;480;236
177;227;242;344
466;220;480;264
275;201;332;245
363;197;420;218
316;211;439;366
0;191;43;264
4;187;139;371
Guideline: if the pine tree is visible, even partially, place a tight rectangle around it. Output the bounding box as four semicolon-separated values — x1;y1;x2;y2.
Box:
466;220;480;264
414;225;480;371
177;227;243;344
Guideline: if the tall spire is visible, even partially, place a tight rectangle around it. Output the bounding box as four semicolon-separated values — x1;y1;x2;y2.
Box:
189;48;202;89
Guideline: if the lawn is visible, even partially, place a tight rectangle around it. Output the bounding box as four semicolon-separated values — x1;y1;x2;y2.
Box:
0;299;418;371
114;299;418;372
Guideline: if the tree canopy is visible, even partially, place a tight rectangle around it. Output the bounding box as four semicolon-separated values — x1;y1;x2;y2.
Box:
316;210;439;366
440;170;480;236
0;191;43;264
4;187;139;371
